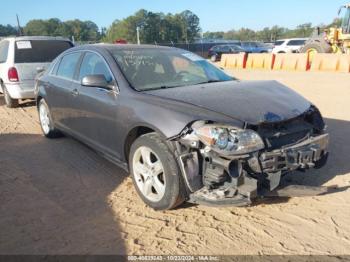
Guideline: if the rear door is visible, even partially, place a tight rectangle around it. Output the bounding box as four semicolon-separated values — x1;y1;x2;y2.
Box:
14;40;73;90
46;52;83;130
0;40;10;91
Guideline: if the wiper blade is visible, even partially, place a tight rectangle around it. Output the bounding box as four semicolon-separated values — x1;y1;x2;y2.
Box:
194;79;223;85
144;85;182;91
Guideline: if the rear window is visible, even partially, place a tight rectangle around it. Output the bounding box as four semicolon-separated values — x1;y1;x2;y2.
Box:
15;40;73;63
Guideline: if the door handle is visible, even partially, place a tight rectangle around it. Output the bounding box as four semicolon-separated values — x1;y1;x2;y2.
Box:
71;89;79;97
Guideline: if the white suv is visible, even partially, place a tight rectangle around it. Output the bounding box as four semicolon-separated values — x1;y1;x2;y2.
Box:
0;36;73;108
272;38;308;54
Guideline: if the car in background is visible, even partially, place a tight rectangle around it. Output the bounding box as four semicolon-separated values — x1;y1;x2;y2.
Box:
0;36;73;108
236;41;272;53
272;38;308;54
208;44;245;62
35;44;329;210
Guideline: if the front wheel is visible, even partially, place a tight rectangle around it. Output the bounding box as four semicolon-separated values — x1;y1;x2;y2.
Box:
129;133;186;210
38;99;62;138
210;54;217;62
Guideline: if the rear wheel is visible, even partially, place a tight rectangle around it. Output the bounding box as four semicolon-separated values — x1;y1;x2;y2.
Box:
38;99;62;138
129;132;186;210
3;85;19;108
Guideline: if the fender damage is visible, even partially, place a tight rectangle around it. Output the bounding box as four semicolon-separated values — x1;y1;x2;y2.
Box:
169;106;330;207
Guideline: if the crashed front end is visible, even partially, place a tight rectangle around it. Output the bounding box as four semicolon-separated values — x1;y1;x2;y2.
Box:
172;106;329;206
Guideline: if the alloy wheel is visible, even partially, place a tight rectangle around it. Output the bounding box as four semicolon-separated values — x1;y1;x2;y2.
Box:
132;146;166;202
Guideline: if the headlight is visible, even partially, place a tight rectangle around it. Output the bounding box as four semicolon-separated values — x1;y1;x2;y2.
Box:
194;124;265;155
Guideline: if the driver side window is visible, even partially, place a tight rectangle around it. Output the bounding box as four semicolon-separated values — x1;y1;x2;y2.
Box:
79;52;113;83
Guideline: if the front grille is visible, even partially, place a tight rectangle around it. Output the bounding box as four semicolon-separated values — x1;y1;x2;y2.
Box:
252;117;314;151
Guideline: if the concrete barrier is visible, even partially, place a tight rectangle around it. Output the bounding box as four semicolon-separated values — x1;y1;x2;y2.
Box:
220;54;229;67
273;53;310;71
310;54;350;73
245;53;275;70
220;53;247;69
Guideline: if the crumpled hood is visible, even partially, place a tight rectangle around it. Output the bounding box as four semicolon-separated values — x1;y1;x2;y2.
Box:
146;80;311;125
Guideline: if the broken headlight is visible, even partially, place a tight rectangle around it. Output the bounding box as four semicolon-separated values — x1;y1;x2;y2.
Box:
194;124;265;155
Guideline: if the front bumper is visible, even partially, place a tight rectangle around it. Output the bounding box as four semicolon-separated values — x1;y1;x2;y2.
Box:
181;134;329;207
260;133;329;173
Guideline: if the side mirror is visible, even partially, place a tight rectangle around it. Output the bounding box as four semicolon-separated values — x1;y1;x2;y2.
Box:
81;74;112;90
36;67;45;74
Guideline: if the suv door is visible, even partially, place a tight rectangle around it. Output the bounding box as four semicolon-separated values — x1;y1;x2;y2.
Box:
72;51;120;158
47;51;83;130
0;40;10;92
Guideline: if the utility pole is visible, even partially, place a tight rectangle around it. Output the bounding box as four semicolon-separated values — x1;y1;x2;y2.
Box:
16;14;23;36
136;26;140;45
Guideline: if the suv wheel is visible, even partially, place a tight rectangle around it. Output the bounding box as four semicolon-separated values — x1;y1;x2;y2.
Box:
38;99;62;138
3;85;19;108
129;133;186;210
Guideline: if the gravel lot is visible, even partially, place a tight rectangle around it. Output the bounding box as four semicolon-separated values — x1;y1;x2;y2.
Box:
0;70;349;255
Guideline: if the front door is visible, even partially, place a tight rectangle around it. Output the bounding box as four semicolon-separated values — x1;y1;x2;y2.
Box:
72;52;121;159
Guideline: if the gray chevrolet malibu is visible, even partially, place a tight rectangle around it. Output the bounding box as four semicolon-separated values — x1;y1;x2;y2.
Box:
35;44;329;210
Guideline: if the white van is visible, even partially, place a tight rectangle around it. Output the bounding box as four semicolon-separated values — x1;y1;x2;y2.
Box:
0;36;73;107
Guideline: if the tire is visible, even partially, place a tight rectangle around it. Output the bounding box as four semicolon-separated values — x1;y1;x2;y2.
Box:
210;54;217;62
129;132;186;210
300;42;332;53
3;85;19;108
38;99;62;138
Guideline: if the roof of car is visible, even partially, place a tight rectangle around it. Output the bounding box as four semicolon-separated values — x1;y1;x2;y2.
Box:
1;36;72;42
71;43;178;52
277;38;308;41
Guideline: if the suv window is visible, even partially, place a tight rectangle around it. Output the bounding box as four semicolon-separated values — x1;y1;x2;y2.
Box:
79;52;113;82
15;40;73;63
221;46;231;52
274;40;285;46
0;41;9;63
56;52;81;80
287;40;306;46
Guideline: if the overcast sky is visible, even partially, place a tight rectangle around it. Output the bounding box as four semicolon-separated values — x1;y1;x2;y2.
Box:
0;0;346;31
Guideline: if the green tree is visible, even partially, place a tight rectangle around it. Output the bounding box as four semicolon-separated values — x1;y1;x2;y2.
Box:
0;24;18;36
103;9;201;44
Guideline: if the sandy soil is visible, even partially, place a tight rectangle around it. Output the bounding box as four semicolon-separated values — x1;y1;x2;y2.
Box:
0;70;349;255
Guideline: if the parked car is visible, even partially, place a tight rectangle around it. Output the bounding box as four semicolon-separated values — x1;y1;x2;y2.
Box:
35;44;329;210
0;36;73;108
236;41;273;53
272;38;308;54
208;44;245;62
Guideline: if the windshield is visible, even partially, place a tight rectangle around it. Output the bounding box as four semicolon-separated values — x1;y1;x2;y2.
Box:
111;48;234;91
342;8;350;33
274;41;284;46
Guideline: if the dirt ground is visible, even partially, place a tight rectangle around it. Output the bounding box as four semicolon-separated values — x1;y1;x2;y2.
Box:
0;70;349;255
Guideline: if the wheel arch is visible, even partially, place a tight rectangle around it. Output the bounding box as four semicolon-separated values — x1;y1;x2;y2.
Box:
124;125;159;163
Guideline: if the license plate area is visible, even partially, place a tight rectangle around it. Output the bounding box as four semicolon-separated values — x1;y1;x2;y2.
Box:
260;134;329;173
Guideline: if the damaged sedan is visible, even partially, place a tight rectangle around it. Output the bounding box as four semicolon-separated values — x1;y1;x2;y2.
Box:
35;44;329;210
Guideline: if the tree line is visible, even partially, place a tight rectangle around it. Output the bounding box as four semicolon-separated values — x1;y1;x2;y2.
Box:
0;9;342;43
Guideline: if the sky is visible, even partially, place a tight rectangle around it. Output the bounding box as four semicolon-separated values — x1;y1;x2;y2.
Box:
0;0;346;32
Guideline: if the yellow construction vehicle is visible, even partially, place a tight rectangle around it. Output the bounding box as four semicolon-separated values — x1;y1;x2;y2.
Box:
301;3;350;57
